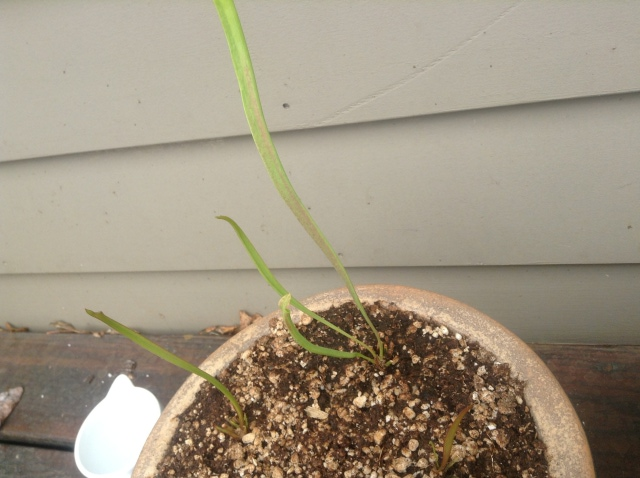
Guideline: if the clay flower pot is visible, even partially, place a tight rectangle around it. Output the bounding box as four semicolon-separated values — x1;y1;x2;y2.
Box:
134;285;594;477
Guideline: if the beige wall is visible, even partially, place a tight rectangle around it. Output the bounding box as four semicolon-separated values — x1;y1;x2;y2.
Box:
1;1;639;341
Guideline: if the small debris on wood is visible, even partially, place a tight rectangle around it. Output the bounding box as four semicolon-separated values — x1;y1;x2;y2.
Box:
0;322;29;333
198;325;238;336
0;386;24;428
199;310;262;336
46;320;113;337
239;310;260;330
124;359;137;379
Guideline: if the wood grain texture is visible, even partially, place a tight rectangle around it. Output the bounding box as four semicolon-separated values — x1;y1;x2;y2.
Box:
0;333;226;449
531;344;640;478
0;334;638;477
0;444;82;478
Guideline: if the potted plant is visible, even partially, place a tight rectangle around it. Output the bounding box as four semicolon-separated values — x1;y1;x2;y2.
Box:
87;1;594;476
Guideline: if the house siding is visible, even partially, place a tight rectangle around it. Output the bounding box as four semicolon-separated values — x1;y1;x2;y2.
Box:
1;2;639;339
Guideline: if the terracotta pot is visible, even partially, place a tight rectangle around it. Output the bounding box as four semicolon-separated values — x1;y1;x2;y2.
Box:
134;285;594;477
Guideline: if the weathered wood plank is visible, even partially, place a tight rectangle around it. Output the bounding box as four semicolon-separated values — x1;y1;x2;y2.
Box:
0;333;226;449
0;444;81;478
531;344;640;478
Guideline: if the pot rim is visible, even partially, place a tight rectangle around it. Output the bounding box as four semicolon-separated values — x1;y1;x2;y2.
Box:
134;284;594;478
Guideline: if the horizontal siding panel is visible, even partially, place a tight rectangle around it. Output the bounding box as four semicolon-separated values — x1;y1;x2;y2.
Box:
2;1;639;161
2;93;639;274
1;264;638;343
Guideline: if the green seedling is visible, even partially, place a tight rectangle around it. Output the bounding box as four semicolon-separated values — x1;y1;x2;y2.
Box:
279;294;362;360
218;216;384;366
85;309;248;438
432;403;473;473
86;0;385;442
86;0;389;442
211;0;385;361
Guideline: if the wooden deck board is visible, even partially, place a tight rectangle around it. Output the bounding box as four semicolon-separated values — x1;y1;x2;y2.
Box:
0;444;83;478
1;334;638;477
0;333;226;449
532;344;640;478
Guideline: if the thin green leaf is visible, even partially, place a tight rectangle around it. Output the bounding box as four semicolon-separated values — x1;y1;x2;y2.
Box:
278;294;369;361
217;215;377;361
211;0;383;358
438;403;473;472
85;309;247;435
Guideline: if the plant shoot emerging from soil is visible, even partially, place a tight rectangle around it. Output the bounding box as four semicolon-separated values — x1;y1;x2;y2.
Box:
436;403;474;472
211;0;385;364
85;0;388;441
85;309;248;438
219;216;386;366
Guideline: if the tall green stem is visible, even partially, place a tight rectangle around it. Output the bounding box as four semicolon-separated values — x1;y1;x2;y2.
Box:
211;0;383;358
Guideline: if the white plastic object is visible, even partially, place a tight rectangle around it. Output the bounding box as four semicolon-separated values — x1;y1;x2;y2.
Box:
74;374;161;478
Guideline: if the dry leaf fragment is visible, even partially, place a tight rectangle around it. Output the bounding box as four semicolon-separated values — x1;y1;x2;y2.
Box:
199;311;262;336
47;320;106;337
198;325;238;336
239;310;261;330
0;386;24;428
0;322;29;333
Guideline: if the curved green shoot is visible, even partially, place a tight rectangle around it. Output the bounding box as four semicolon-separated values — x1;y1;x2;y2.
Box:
437;403;473;472
211;0;384;358
85;309;248;438
279;294;372;362
217;215;379;364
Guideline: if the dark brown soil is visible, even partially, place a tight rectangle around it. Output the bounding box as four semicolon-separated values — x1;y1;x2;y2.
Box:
157;301;549;477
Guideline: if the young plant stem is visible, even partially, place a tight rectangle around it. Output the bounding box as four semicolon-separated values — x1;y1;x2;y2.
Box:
218;216;379;364
211;0;384;359
437;403;473;472
279;294;373;362
85;309;248;438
